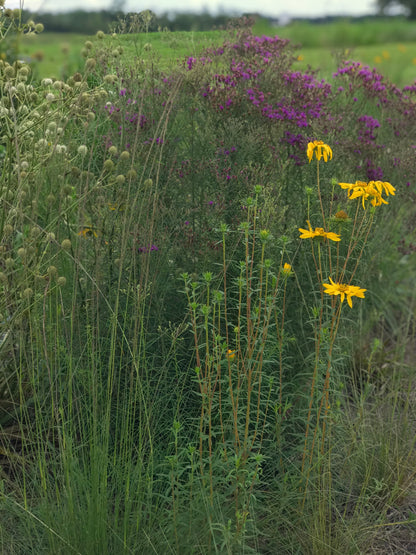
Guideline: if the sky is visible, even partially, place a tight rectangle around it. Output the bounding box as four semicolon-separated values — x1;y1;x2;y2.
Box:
5;0;387;18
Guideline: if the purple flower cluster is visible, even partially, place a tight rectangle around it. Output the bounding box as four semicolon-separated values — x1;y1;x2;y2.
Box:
357;114;380;144
138;244;159;253
333;61;387;97
102;25;416;239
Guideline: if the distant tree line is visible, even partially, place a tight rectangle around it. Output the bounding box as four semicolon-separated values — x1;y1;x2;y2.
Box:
22;9;235;35
21;5;416;36
376;0;416;19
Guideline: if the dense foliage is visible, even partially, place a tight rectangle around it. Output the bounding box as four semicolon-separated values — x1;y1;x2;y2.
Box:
1;7;416;554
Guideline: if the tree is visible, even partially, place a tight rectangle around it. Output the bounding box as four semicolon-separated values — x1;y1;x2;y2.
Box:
377;0;416;20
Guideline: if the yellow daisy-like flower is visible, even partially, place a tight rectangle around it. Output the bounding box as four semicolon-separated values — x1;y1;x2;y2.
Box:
323;277;366;308
299;221;341;242
307;140;333;163
226;349;236;360
78;226;98;238
349;184;387;208
107;202;126;212
282;262;292;276
339;180;395;209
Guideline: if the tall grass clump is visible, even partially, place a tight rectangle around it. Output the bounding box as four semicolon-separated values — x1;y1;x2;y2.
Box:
1;5;416;554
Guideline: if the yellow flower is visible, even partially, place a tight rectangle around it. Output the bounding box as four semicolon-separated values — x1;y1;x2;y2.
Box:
339;180;394;209
371;180;396;197
107;202;125;211
323;277;366;308
78;226;98;238
299;221;341;242
307;140;333;163
282;262;292;276
226;349;236;360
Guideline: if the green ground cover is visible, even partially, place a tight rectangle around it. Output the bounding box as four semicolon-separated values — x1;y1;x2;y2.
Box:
19;30;226;80
1;9;416;554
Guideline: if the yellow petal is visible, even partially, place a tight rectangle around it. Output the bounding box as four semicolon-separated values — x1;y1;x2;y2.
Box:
327;146;333;160
299;227;313;238
307;143;314;162
326;232;341;242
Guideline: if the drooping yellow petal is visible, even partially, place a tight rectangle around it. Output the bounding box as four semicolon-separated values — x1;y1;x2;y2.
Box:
338;182;355;190
372;180;396;196
325;145;333;160
307;142;314;163
325;231;341;242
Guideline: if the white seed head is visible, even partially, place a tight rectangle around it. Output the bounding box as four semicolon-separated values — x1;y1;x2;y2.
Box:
55;144;67;154
36;138;48;149
104;74;117;83
78;145;88;156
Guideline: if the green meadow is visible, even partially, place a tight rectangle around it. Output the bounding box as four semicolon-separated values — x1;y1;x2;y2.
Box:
1;10;416;554
18;17;416;87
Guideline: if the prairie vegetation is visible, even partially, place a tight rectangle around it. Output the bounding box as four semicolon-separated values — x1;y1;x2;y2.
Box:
0;8;416;554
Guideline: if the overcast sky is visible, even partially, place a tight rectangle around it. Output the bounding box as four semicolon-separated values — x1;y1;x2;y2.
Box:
6;0;387;18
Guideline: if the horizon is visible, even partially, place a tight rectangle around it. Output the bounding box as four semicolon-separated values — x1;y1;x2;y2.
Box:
7;0;400;19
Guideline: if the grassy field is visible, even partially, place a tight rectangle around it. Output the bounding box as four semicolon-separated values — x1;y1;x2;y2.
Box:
19;30;227;80
253;16;416;47
19;19;416;87
1;11;416;554
294;42;416;88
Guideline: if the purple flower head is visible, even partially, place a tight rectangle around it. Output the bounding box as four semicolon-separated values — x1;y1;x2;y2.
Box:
138;244;159;253
187;57;196;71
